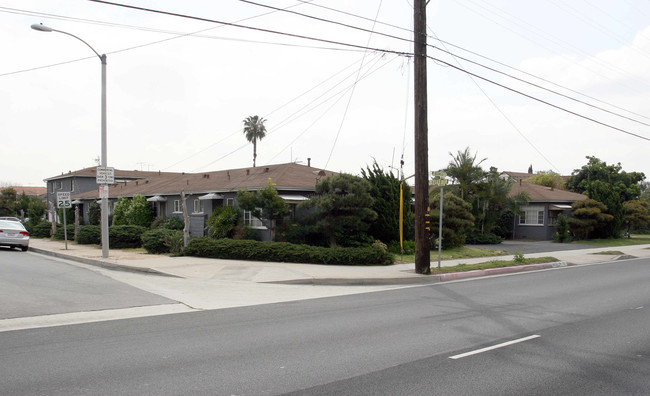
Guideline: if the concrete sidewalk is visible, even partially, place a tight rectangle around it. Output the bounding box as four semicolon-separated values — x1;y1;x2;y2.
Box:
27;238;650;285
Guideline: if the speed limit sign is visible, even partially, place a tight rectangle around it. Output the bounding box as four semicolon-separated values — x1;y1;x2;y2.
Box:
57;191;72;208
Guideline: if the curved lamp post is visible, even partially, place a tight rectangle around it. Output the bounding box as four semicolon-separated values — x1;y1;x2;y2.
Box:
31;23;109;259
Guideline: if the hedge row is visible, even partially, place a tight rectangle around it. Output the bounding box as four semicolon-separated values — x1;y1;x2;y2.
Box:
181;237;394;266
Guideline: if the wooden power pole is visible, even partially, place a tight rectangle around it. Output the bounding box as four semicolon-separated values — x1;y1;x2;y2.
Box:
414;0;431;274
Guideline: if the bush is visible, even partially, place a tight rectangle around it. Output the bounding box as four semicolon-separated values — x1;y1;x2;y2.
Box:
52;224;75;241
109;225;147;249
465;231;503;245
206;206;240;239
181;237;394;266
141;228;183;254
387;240;416;254
151;216;184;230
76;225;101;245
26;221;52;238
232;225;260;240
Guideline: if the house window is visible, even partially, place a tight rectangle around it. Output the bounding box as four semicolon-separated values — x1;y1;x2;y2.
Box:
243;210;265;228
193;199;203;214
57;181;63;190
226;198;234;207
71;179;75;192
520;206;544;226
173;200;182;213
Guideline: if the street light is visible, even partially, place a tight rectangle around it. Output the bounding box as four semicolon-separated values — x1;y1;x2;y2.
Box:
31;23;110;259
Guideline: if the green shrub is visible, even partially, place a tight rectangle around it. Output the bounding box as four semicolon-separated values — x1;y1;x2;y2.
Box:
232;225;260;240
141;228;183;254
181;237;394;266
52;224;75;241
387;240;416;254
465;231;503;245
26;221;52;238
76;225;101;245
206;206;241;239
151;216;184;230
109;225;147;249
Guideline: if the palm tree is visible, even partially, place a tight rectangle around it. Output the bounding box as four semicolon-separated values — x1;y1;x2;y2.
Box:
445;147;487;200
242;115;267;167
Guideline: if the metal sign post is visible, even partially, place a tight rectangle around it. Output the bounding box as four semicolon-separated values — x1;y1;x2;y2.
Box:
56;191;71;249
430;172;448;269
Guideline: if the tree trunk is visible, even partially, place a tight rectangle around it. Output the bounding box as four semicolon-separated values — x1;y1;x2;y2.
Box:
253;138;257;167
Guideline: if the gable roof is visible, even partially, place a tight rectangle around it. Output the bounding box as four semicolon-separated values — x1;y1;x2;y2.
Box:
72;163;335;200
509;180;587;202
5;186;47;196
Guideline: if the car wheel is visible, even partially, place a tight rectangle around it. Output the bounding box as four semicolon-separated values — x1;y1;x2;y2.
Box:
20;246;28;252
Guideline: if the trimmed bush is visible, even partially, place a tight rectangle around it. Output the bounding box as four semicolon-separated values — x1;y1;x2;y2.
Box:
109;225;147;249
26;221;52;238
76;225;101;245
52;224;75;241
387;240;415;254
181;237;394;266
151;216;184;230
141;228;183;254
465;231;503;245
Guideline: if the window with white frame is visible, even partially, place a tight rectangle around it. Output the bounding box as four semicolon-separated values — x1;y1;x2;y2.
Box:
71;179;75;192
243;210;265;228
193;199;203;214
57;181;63;190
226;198;234;207
519;205;544;225
173;200;182;213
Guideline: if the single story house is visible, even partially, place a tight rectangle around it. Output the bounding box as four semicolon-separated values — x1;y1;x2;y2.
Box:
509;180;587;240
67;162;335;241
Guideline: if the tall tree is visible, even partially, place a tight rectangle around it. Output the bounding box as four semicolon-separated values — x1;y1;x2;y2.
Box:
0;188;17;216
566;156;645;237
242;115;267;167
360;161;414;244
301;173;377;248
445;147;487;200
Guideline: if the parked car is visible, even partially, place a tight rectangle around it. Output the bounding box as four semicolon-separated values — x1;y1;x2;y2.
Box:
0;220;30;251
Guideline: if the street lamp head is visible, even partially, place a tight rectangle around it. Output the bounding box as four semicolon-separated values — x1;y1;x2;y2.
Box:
31;23;53;32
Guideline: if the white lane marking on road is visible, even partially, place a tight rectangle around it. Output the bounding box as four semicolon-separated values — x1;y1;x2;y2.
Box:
449;335;541;360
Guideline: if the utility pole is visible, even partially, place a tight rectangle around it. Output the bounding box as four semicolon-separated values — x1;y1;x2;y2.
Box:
414;0;431;274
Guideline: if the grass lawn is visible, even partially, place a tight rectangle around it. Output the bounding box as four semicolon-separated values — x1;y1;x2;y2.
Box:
394;246;507;264
573;235;650;247
430;256;559;274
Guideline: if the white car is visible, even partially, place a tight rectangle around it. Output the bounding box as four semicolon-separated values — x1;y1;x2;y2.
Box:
0;220;30;251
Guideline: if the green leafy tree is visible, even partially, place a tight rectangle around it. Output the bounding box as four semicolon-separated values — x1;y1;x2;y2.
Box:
554;213;570;243
429;192;475;249
445;147;487;200
125;194;154;228
0;188;17;216
237;179;289;241
623;200;650;236
567;199;614;240
301;173;377;248
360;161;414;244
524;170;565;190
242;115;267;167
566;156;645;238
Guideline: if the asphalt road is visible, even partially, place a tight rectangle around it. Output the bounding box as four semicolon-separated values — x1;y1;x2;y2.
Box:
0;249;174;319
1;257;648;395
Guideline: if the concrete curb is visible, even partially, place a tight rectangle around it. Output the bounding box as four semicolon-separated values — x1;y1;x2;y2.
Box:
438;261;572;281
266;276;442;286
28;247;180;278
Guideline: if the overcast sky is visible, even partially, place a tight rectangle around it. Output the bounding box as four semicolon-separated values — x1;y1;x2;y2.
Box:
2;0;649;187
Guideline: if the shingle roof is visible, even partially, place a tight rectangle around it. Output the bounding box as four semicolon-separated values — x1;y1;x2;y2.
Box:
44;167;164;182
72;163;335;199
509;180;587;202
